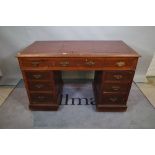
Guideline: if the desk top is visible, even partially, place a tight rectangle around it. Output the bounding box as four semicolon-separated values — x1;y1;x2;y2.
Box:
17;41;140;57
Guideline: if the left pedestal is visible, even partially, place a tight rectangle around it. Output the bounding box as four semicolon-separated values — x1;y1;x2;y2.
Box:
22;70;63;111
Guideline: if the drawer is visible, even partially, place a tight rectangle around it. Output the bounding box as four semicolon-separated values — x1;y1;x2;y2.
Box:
100;93;128;105
25;71;51;81
51;58;81;67
20;58;52;68
103;71;134;83
52;58;104;68
30;93;55;104
28;81;53;91
104;57;137;69
102;83;130;93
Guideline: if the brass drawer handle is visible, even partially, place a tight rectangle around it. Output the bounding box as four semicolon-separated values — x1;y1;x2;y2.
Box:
116;61;126;67
37;96;46;99
109;97;118;102
111;86;120;91
31;61;41;67
59;61;69;66
35;84;44;89
33;74;42;79
85;61;96;66
113;75;123;80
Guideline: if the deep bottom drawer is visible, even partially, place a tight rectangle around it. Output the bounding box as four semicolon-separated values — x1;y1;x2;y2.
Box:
100;93;128;105
30;93;56;104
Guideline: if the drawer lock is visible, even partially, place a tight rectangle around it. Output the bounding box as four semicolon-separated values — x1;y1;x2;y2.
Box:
60;61;69;66
109;97;118;102
31;61;41;67
35;84;44;89
33;74;42;79
113;75;123;80
85;61;96;66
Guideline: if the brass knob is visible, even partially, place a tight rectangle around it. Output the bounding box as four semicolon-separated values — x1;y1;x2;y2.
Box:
111;86;120;91
31;61;41;67
85;61;95;66
116;61;125;67
113;75;123;80
33;74;42;79
35;84;44;89
109;97;117;102
37;96;46;99
59;61;69;66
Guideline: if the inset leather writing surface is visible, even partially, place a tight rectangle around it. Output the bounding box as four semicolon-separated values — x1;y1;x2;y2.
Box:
17;41;140;57
19;41;63;55
61;41;139;57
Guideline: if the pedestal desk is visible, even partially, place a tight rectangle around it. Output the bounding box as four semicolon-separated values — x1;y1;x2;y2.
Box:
17;41;140;112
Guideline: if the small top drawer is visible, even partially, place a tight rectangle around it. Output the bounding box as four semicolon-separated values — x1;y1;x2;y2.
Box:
104;57;137;69
25;71;51;81
103;71;134;83
20;58;50;68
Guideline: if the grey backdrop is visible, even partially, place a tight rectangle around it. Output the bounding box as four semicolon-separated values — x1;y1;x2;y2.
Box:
0;26;155;82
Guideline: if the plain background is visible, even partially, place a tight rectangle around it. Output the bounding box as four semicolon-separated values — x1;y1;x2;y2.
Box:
0;26;155;82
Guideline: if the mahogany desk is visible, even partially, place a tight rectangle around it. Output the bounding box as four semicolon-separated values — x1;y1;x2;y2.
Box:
17;41;140;112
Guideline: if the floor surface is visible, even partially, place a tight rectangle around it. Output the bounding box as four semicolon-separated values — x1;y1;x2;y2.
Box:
0;80;155;129
0;86;15;106
137;82;155;108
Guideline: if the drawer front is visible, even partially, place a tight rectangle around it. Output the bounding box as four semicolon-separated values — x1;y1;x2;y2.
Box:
20;58;52;68
102;83;130;93
52;58;82;67
25;71;51;81
28;81;53;91
19;57;137;70
104;57;137;69
101;93;128;105
30;93;55;104
103;71;134;83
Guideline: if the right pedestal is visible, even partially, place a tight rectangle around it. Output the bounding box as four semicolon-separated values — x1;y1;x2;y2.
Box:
93;70;135;112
